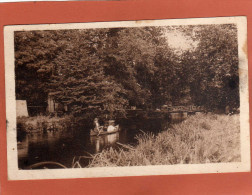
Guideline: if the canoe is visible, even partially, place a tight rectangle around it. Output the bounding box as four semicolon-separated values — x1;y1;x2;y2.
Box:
90;125;120;136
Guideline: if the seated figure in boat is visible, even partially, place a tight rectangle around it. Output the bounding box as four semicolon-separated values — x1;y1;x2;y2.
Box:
107;120;118;132
93;118;103;134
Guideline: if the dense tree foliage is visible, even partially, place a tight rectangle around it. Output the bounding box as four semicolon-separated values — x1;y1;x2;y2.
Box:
14;23;239;119
177;24;239;110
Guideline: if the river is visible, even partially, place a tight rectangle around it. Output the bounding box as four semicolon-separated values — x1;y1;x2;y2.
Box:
17;117;180;169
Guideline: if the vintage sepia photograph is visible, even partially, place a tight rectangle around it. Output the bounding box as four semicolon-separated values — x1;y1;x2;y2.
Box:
4;16;250;180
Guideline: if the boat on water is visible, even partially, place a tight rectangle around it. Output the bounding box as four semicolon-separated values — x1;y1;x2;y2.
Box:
90;125;120;136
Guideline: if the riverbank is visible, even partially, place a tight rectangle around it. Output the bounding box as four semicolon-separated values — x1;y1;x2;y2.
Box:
17;115;73;133
87;113;240;167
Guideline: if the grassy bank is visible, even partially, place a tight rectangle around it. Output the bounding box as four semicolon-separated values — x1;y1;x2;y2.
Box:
17;115;72;133
88;113;240;167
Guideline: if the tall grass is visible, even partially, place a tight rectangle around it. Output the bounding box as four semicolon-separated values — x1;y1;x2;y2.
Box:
88;113;240;167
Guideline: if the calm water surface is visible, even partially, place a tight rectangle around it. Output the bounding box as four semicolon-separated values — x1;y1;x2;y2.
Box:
18;119;173;169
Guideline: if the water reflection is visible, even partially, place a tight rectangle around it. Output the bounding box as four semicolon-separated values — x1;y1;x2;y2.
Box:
18;130;120;168
17;138;28;159
90;132;119;152
18;118;178;169
18;131;75;168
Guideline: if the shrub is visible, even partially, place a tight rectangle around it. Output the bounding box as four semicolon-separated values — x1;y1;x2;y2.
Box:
17;115;73;133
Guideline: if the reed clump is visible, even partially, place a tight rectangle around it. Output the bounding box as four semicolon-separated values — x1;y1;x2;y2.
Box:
88;113;240;167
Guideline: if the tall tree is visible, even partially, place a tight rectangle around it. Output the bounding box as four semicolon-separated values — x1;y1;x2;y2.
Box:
15;23;240;119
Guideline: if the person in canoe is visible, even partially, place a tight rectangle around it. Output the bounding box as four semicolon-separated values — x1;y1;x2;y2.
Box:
107;120;118;132
93;118;103;135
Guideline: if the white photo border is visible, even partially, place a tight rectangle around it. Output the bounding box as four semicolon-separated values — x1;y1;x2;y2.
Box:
4;16;250;180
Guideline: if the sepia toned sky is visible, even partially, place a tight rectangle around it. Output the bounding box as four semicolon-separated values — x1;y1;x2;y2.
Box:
165;30;199;54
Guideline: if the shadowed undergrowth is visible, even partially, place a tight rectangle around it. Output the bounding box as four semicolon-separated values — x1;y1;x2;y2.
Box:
87;113;240;167
17;115;72;133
